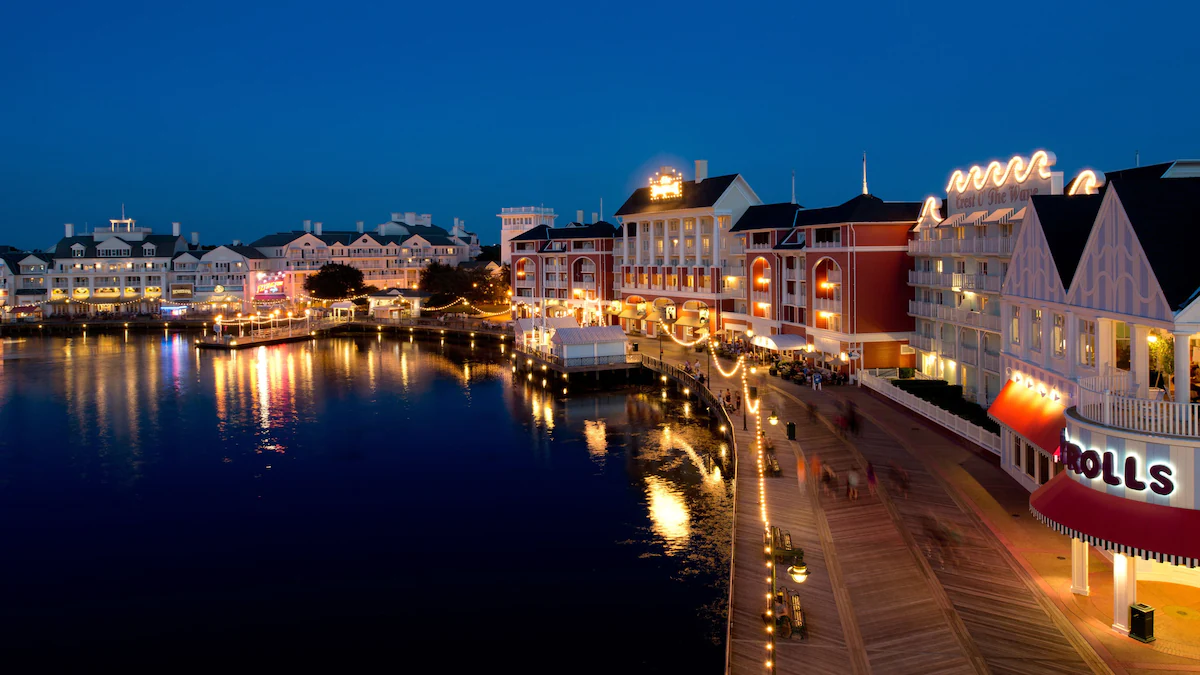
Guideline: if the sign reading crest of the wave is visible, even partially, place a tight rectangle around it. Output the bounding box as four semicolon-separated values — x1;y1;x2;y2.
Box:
944;150;1062;216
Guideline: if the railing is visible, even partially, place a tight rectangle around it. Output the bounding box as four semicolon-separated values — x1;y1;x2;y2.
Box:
907;270;955;287
911;334;937;352
941;341;957;359
860;369;1000;455
936;305;1002;332
1076;373;1200;437
959;344;978;364
908;300;939;318
983;351;1001;373
748;241;772;250
907;237;1015;257
963;274;1002;293
809;240;842;249
722;286;746;299
812;296;841;314
783;268;798;281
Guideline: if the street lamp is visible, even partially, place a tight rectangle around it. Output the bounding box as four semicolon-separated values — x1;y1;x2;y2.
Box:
769;410;779;426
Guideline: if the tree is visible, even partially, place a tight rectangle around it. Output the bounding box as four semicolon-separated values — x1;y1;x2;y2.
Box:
304;263;367;299
477;244;501;263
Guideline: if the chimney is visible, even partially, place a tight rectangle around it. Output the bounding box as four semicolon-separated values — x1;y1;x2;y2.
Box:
303;219;312;232
191;232;199;246
232;239;241;246
314;221;323;235
64;223;74;238
405;211;417;224
695;159;708;183
172;221;181;237
356;220;364;234
378;223;386;235
576;209;584;224
592;212;598;224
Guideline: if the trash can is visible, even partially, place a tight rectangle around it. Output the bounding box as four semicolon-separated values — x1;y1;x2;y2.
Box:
786;421;796;440
631;342;639;352
1129;603;1155;643
749;385;758;400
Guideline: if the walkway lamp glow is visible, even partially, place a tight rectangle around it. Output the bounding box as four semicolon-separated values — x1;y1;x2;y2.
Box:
788;563;809;584
768;411;779;426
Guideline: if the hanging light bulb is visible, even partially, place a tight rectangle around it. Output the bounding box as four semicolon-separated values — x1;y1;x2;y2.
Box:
768;411;779;426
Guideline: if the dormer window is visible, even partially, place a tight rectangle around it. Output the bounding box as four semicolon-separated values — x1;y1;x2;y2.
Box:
72;249;84;257
142;244;156;256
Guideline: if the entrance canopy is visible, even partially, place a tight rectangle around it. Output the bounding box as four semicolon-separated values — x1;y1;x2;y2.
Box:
1031;472;1200;567
751;333;808;352
988;380;1065;455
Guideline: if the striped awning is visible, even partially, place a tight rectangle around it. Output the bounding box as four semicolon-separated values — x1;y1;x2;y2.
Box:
674;314;708;327
938;213;967;228
1030;472;1200;568
617;308;644;320
961;210;989;227
983;208;1014;224
1011;206;1027;222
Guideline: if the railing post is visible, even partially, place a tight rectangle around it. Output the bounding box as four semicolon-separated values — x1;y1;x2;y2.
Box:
1102;390;1112;426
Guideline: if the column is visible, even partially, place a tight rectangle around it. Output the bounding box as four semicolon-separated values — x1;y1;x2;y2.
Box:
635;222;642;267
1071;538;1090;595
976;327;987;406
1131;323;1150;396
1066;310;1078;378
622;221;630;283
1174;331;1192;404
1112;552;1137;634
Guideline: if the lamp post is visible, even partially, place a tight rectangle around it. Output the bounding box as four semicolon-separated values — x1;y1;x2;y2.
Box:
659;324;664;364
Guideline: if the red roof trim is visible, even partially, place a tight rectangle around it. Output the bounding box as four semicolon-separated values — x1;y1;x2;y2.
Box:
987;379;1066;455
1030;472;1200;567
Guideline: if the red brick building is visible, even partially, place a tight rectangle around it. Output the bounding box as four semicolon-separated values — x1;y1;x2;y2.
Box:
509;219;618;325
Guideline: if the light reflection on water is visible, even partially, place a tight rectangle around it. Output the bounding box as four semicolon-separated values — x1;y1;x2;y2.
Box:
0;333;732;668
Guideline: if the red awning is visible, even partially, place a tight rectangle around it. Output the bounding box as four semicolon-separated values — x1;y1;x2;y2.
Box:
987;379;1066;455
1031;472;1200;567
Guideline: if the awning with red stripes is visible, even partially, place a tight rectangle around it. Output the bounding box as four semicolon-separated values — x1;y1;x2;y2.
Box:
987;379;1066;456
1031;472;1200;567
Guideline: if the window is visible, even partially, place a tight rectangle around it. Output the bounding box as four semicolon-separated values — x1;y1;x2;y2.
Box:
954;260;966;275
72;249;83;258
922;259;932;272
935;260;943;273
1115;321;1131;370
1010;306;1021;344
954;226;965;240
1039;453;1050;485
978;260;988;276
1079;319;1096;367
1053;314;1066;357
1025;443;1036;478
1031;309;1042;352
1012;434;1023;470
1000;223;1013;238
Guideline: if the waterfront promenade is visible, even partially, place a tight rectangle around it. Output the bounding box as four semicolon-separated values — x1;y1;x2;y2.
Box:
634;336;1200;674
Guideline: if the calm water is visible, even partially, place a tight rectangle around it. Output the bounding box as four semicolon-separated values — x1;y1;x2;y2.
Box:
0;332;732;670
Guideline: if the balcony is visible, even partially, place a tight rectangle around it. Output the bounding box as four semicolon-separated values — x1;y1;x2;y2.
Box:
783;267;798;281
812;296;841;314
748;240;773;250
983;351;1001;373
573;281;596;292
908;300;939;319
1076;372;1200;437
962;274;1002;293
959;344;979;364
911;334;937;352
515;277;535;289
907;237;1016;257
935;305;1002;332
722;286;746;300
941;341;957;359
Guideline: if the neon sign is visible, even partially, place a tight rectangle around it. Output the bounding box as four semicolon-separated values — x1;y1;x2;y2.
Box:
649;167;683;201
256;279;284;296
1060;440;1175;496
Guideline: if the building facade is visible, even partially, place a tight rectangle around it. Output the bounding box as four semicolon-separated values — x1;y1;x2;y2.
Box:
613;160;761;340
499;206;557;265
727;193;920;374
910;151;1064;406
509;218;617;326
989;161;1200;638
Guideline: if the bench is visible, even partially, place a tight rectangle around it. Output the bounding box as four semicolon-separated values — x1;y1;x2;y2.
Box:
771;526;802;563
774;586;808;640
764;452;781;477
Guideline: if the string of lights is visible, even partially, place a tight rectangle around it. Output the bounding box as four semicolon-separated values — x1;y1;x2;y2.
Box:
296;292;373;302
656;321;710;348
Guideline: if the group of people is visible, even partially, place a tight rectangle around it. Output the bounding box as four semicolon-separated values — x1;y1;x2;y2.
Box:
681;359;707;386
809;455;877;501
833;399;861;438
721;388;743;413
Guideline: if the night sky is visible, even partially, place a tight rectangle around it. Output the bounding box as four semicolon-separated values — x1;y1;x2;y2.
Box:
2;1;1198;250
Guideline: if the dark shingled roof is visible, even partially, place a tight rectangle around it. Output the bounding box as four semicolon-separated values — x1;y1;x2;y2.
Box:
791;194;921;226
614;174;740;216
1109;177;1200;310
225;245;268;260
1101;162;1175;183
1029;193;1103;289
249;224;465;249
730;203;803;232
510;222;619;241
50;234;185;260
0;252;52;270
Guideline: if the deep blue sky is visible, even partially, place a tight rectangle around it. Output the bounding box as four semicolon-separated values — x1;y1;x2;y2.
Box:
2;1;1198;250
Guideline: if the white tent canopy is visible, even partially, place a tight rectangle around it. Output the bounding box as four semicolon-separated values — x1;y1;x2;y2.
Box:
330;301;354;310
751;333;808;352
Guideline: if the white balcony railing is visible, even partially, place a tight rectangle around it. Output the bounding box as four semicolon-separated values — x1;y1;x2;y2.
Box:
1076;373;1200;437
908;299;939;319
941;342;957;359
908;270;955;287
911;334;937;352
935;305;1002;332
959;344;979;364
963;274;1003;293
812;296;841;314
983;351;1001;373
907;237;1016;257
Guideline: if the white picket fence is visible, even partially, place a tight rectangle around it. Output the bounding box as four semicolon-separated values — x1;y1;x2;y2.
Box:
859;369;1001;455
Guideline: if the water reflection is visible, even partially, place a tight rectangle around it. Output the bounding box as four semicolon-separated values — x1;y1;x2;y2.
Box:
645;475;690;552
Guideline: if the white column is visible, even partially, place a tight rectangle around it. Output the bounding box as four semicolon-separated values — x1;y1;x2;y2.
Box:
1174;331;1192;404
976;327;987;406
622;221;630;282
713;216;721;271
1071;538;1090;595
1112;552;1137;634
1131;323;1150;396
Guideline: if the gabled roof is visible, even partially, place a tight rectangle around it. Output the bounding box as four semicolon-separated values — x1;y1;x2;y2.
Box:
1109;177;1200;310
1029;192;1103;288
551;326;627;344
511;222;619;241
1102;162;1175;183
0;252;51;270
225;245;268;260
50;235;183;259
730;203;803;232
792;194;920;228
614;174;740;216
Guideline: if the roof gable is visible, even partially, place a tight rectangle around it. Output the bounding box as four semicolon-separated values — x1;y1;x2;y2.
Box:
731;203;802;232
614;174;740;216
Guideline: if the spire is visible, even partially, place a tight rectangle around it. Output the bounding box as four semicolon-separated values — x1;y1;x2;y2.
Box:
861;152;868;195
791;170;796;205
1136;150;1140;167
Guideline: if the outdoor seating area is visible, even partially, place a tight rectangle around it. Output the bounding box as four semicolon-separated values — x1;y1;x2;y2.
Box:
772;586;808;640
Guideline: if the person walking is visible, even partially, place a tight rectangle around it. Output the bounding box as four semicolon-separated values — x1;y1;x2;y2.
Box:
866;462;877;496
812;372;822;391
847;470;860;500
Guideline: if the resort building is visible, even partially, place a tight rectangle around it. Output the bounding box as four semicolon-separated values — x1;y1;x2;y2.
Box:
44;217;192;316
727;191;921;375
509;215;618;325
499;206;557;265
988;160;1200;639
0;249;53;320
247;214;473;304
612;160;761;339
910;151;1064;406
